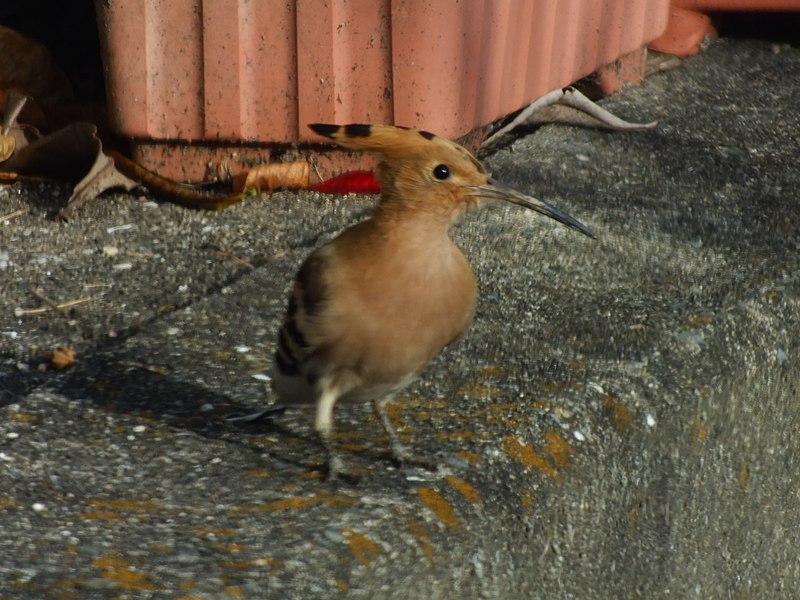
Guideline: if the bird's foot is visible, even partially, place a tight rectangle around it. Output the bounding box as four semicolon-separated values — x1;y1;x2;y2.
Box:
225;405;286;423
389;443;439;472
322;454;361;485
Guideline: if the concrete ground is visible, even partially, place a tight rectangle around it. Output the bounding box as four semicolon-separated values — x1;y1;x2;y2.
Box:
1;35;799;599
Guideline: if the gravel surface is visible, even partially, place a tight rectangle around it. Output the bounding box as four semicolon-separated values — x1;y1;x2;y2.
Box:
1;37;799;599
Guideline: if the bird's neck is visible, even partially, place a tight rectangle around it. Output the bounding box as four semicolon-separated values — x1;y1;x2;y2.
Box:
372;195;467;235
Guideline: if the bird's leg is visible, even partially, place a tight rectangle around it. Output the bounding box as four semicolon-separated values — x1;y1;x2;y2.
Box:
314;384;358;482
314;386;344;479
373;396;438;471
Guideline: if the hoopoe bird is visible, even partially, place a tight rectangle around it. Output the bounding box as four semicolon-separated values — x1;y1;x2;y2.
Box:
268;123;593;481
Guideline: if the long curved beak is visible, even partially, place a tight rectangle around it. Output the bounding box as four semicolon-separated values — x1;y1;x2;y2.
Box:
472;180;595;239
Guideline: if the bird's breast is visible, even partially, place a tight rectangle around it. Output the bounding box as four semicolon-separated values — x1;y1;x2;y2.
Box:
319;232;477;386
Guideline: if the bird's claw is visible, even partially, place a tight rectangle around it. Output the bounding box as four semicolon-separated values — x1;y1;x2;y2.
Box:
389;444;440;472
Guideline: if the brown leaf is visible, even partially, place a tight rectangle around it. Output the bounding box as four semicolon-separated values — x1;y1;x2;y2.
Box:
50;346;76;370
61;147;139;219
234;161;310;193
0;25;74;132
0;133;14;161
0;121;137;217
1;92;31;162
3;122;98;178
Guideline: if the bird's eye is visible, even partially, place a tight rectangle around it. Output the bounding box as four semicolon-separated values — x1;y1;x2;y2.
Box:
432;164;450;180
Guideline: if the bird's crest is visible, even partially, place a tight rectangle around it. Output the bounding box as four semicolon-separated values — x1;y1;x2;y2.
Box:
309;123;484;172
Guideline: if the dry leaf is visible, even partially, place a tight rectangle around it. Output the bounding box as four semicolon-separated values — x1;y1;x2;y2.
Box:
0;133;14;161
60;139;139;219
0;121;138;217
480;86;657;151
234;161;310;193
0;25;74;133
3;122;99;178
50;346;76;370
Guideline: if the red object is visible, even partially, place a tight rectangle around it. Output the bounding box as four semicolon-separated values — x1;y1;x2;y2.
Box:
311;171;381;195
651;0;800;58
676;0;800;8
650;7;717;56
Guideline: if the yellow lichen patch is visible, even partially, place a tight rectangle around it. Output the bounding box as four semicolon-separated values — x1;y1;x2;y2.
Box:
80;510;123;521
93;553;159;591
229;495;355;516
223;586;245;598
684;315;714;328
479;366;504;377
383;398;405;423
739;463;750;492
502;436;558;479
479;402;527;428
530;399;558;411
404;398;447;409
690;417;707;452
446;476;480;503
436;430;483;442
603;394;633;433
455;450;481;464
520;489;535;514
10;413;36;422
85;498;167;513
194;527;237;537
221;558;280;571
543;430;574;468
406;519;434;560
0;498;17;509
418;487;459;529
213;543;246;553
458;383;502;398
93;555;129;570
336;579;350;592
343;528;381;567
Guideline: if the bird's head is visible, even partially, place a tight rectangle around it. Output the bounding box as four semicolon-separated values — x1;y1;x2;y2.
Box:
309;123;594;237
